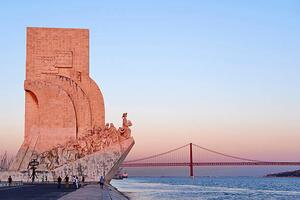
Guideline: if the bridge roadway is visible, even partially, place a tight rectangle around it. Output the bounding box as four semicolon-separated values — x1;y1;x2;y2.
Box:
122;162;300;167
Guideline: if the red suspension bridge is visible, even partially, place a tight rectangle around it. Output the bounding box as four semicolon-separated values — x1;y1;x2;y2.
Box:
121;143;300;176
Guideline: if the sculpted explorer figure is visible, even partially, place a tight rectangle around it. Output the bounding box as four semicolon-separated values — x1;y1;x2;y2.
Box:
119;113;132;139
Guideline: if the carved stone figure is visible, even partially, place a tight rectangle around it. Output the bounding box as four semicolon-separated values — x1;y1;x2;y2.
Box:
118;113;132;139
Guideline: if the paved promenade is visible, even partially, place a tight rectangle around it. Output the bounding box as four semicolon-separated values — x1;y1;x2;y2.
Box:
59;184;128;200
0;183;76;200
0;183;128;200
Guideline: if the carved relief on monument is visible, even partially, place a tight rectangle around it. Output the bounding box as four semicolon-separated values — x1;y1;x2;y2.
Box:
36;113;132;171
33;51;73;74
76;71;82;81
54;51;73;68
34;55;58;74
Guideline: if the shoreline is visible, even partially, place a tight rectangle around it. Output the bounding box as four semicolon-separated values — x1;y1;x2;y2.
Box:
107;183;130;199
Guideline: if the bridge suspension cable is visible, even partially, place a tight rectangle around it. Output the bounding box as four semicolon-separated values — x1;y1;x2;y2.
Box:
192;143;266;162
125;143;267;164
124;143;190;163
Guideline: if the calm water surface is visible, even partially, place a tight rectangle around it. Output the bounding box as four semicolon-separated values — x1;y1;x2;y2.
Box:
111;177;300;200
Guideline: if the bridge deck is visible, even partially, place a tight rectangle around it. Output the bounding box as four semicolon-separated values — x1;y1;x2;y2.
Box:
122;162;300;167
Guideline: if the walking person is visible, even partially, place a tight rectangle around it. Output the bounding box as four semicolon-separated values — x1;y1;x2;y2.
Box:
72;176;76;188
99;176;105;189
75;176;79;189
8;176;12;187
57;176;62;189
65;175;69;188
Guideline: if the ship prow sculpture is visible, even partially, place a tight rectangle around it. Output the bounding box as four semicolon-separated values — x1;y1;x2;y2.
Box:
0;27;134;182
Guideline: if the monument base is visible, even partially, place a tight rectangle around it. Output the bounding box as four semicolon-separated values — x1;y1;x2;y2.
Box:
0;138;134;183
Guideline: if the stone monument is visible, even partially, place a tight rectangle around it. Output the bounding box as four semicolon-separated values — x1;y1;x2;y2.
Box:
0;27;134;182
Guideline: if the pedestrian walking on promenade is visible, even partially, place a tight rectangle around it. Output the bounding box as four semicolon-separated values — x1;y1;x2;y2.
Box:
72;176;76;188
99;176;105;189
57;176;62;189
8;176;12;187
75;176;79;189
65;175;69;188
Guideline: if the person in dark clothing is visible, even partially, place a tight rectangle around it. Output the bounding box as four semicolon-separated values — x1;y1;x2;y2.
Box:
75;176;79;189
57;176;62;189
99;176;105;189
72;176;76;188
65;175;69;188
8;176;12;187
82;176;85;183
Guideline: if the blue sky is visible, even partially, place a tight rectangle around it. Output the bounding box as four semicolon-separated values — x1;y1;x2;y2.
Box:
0;1;300;176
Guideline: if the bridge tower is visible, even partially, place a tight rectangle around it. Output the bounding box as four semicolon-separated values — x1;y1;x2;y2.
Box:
189;143;194;177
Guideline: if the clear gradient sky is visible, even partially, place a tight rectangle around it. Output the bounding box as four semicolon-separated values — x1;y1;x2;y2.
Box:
0;1;300;166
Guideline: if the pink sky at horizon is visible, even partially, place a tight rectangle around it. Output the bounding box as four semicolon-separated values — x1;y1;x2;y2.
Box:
1;103;299;163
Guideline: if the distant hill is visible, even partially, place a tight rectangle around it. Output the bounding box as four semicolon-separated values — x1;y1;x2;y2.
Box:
266;170;300;177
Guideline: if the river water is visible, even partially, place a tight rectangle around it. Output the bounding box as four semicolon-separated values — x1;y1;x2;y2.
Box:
111;177;300;200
